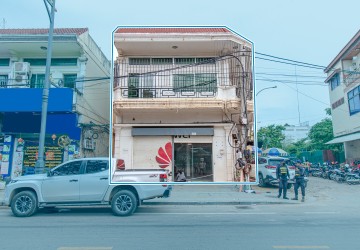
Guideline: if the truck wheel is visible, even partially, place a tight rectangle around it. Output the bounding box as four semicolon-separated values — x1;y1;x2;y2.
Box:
111;190;137;216
258;174;265;187
11;191;38;217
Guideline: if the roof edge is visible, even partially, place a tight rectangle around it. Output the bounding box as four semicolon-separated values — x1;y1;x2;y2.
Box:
0;28;89;36
325;29;360;73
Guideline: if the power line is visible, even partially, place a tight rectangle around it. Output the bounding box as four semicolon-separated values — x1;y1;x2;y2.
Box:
255;52;326;69
256;78;328;86
256;72;326;79
255;56;325;70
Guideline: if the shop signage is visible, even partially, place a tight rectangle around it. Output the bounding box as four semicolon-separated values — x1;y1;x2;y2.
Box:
0;135;12;176
23;144;63;169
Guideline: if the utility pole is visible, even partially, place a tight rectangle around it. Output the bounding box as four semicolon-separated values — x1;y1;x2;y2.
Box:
35;0;56;174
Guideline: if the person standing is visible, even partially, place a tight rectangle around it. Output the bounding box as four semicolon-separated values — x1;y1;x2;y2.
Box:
292;160;306;202
276;161;290;199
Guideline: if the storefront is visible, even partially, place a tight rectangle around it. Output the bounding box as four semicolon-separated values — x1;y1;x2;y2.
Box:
174;143;213;182
0;133;80;179
114;125;236;182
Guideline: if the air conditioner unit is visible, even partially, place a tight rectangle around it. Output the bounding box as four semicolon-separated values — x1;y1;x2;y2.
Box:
83;138;96;150
11;62;30;88
84;130;94;139
13;62;30;74
10;74;29;88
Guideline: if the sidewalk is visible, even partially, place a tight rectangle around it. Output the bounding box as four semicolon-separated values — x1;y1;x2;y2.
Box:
0;182;299;207
143;185;298;205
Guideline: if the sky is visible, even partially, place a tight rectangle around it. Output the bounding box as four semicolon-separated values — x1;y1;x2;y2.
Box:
2;0;360;128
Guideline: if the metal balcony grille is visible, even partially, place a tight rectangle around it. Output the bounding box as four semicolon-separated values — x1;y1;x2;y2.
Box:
114;51;253;99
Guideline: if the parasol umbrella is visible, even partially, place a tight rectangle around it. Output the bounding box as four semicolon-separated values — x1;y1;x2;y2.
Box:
262;147;289;157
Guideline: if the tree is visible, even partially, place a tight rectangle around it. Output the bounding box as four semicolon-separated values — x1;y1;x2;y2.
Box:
283;138;310;157
307;118;341;151
325;108;332;116
257;124;285;149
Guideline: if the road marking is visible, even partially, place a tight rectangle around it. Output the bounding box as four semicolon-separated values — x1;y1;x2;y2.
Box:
137;212;277;215
58;248;112;250
304;212;338;214
273;246;329;249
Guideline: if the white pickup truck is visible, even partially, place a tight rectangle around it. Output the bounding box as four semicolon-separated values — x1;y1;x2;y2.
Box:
4;157;171;217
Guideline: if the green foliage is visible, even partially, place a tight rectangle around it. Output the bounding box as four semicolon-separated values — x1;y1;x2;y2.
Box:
283;138;310;157
307;118;341;151
325;108;332;116
257;124;285;149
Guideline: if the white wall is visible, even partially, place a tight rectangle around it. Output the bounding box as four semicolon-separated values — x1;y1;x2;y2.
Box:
328;60;360;137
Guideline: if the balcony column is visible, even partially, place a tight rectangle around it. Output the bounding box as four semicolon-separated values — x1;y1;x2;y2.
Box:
224;124;235;182
113;126;122;159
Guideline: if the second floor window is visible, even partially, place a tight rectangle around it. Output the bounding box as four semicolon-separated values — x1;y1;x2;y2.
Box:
0;58;10;67
63;74;77;89
348;85;360;116
173;73;217;92
30;74;45;88
330;73;340;90
0;75;8;88
128;73;154;98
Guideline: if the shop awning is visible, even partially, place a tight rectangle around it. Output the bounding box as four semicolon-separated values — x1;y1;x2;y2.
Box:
132;127;214;136
325;132;360;144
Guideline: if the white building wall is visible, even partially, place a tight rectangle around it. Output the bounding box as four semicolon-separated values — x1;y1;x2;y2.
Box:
328;58;360;137
344;140;360;161
283;125;310;144
213;126;230;182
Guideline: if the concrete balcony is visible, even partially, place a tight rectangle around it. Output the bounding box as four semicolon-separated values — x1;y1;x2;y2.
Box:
112;84;252;115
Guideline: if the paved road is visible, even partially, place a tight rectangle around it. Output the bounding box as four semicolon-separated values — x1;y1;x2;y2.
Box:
0;203;359;250
0;177;358;250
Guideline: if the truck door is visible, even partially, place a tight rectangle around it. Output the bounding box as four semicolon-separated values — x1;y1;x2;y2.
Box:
79;160;109;202
41;160;83;202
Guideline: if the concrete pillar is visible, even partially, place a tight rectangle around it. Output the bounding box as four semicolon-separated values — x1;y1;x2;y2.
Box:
224;124;235;182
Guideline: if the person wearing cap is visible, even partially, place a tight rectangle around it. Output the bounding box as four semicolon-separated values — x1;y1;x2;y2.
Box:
292;160;306;202
276;161;290;199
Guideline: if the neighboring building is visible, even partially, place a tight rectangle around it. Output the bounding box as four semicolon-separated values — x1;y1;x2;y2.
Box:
283;123;310;145
0;28;110;178
113;27;254;182
325;29;360;163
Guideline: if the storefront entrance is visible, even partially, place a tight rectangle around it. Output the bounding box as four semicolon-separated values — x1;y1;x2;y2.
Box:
174;143;213;182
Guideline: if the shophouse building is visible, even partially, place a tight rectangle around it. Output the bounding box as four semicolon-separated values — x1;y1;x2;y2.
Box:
325;29;360;163
0;28;110;178
113;27;254;182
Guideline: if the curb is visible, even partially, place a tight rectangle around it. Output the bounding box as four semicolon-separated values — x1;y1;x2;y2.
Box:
142;201;297;205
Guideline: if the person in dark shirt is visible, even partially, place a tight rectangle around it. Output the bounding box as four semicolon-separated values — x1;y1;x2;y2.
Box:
292;160;306;202
276;161;290;199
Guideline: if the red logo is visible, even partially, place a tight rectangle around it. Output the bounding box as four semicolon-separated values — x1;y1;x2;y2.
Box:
116;159;125;170
156;142;172;169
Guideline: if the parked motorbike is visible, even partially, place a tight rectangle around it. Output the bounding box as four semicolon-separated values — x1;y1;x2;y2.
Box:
346;170;360;185
334;169;346;183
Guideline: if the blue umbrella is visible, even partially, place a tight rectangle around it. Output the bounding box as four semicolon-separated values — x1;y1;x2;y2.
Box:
263;148;288;157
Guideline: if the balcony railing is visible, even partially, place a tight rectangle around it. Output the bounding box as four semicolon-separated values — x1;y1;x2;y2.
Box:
344;69;360;86
0;78;81;90
114;53;253;99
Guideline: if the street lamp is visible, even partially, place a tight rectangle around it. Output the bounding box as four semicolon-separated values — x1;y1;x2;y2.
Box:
256;86;277;96
35;0;56;174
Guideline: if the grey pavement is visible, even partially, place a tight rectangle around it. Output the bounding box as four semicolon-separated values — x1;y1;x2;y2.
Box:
143;184;299;205
0;181;299;207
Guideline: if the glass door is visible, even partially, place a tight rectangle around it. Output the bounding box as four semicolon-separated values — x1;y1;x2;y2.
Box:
174;143;213;182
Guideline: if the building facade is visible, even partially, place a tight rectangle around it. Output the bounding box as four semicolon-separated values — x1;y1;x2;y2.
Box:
283;123;310;146
113;27;254;182
0;28;110;178
325;29;360;163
